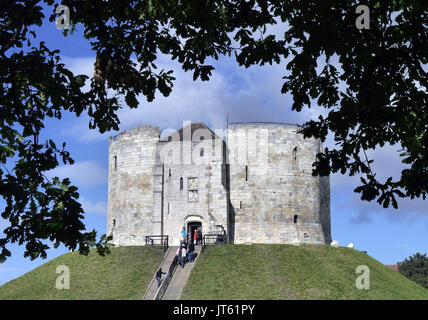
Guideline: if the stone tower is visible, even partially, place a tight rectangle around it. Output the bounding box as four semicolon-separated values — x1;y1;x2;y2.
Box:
107;122;331;246
227;123;331;245
107;125;161;245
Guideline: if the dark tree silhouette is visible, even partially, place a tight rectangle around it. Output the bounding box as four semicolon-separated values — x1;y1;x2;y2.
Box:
0;0;427;261
398;253;428;289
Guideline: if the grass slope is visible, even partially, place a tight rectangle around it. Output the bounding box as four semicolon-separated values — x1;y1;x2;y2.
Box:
0;246;163;300
181;244;428;300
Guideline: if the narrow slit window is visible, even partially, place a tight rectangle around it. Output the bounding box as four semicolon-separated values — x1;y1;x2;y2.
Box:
245;165;248;181
240;201;242;209
169;168;171;177
292;147;298;170
114;155;117;171
293;215;298;224
200;148;204;157
180;177;183;190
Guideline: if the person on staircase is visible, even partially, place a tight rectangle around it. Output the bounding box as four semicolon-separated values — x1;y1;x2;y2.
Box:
156;268;166;288
188;241;195;262
181;245;187;268
176;245;187;268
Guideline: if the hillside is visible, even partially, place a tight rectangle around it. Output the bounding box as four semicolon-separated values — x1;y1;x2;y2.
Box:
181;244;428;300
1;244;427;300
0;246;163;300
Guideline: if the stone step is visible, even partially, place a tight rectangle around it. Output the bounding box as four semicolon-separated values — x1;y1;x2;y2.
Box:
142;246;178;300
162;245;202;300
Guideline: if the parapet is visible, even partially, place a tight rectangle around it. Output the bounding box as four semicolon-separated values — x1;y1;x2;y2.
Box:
110;125;161;143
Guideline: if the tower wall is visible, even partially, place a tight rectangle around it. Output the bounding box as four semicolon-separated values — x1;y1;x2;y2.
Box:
107;125;160;245
158;138;228;245
227;123;331;244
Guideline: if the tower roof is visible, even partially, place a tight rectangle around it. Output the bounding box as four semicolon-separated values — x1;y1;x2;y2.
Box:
164;122;224;142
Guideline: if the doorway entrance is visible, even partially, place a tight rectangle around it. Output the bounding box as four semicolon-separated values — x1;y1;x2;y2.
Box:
187;222;202;244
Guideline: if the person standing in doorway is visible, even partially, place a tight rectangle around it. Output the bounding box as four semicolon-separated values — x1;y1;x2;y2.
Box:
193;228;198;245
181;226;187;244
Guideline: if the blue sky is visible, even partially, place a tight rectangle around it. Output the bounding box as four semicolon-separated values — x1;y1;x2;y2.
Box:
1;4;427;286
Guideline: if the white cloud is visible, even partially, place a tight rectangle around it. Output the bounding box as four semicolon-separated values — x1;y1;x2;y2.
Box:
60;53;321;142
80;197;107;216
62;56;95;78
46;160;107;188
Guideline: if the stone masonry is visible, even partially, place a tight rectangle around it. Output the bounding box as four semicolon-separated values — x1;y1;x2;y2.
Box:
227;123;331;244
107;122;331;246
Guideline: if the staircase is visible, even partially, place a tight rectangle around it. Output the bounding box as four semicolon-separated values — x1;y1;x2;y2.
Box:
162;245;201;300
143;244;201;300
142;246;178;300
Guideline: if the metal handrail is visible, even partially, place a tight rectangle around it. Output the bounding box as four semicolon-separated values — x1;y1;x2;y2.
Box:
153;256;178;300
202;233;227;252
145;235;169;252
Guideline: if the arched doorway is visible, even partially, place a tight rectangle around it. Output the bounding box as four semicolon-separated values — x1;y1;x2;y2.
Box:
187;221;202;244
184;215;203;244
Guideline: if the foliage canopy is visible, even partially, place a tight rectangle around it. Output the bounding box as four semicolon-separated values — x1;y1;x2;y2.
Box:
398;252;428;289
0;0;427;261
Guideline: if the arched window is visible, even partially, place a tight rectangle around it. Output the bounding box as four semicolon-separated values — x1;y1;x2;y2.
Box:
180;177;183;190
293;215;298;224
200;148;204;157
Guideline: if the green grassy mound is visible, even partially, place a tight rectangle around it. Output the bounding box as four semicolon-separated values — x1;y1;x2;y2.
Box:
0;246;163;300
181;244;428;300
